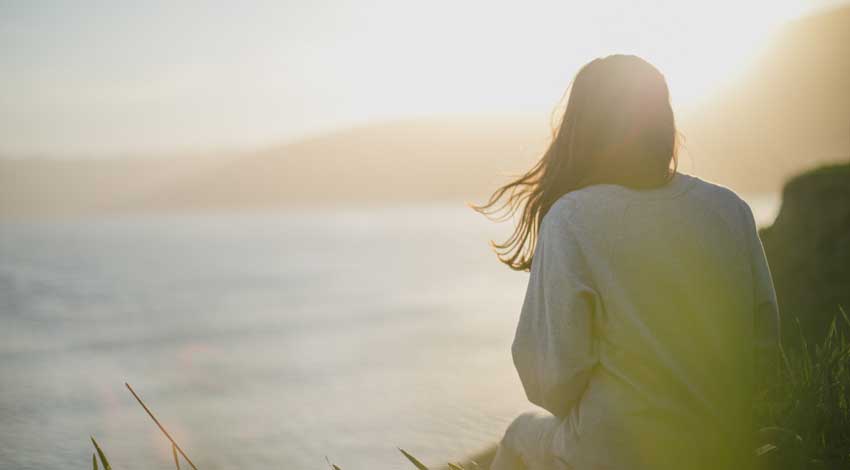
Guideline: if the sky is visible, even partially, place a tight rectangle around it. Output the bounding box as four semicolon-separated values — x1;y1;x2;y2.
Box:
1;0;847;158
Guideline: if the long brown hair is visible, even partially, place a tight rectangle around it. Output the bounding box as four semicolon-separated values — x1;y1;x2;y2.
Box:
470;54;679;271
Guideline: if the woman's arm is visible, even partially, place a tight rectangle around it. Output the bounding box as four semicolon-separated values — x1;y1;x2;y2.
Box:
741;201;782;382
511;201;599;419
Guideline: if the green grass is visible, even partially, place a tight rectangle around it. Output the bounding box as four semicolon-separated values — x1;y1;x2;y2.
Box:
753;308;850;469
90;437;111;470
88;310;850;470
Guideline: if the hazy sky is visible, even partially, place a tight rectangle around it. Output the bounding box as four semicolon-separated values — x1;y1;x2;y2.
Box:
1;0;846;158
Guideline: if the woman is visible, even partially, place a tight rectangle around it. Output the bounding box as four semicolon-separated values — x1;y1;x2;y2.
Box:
471;55;782;470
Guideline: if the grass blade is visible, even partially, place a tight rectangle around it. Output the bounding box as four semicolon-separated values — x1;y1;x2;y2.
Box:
125;382;199;470
839;305;850;329
325;456;342;470
755;443;778;457
90;437;112;470
399;448;429;470
173;443;181;470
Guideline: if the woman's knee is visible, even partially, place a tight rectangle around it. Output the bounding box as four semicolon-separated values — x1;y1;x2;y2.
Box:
500;410;562;467
504;411;550;437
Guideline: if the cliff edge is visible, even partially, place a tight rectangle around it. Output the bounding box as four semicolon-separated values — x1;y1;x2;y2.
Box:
759;162;850;347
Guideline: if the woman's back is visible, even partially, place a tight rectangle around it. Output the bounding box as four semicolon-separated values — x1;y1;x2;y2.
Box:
510;172;780;469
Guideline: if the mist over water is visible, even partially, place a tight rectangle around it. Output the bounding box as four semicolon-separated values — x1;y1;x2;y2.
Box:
0;199;778;469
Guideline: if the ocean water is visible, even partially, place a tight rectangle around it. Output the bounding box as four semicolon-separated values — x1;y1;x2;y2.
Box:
0;197;779;470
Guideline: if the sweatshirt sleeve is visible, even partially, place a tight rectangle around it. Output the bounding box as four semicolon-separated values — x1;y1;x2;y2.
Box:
741;201;782;381
511;202;599;419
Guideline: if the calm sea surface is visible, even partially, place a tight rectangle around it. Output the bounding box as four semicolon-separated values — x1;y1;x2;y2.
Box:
0;197;779;470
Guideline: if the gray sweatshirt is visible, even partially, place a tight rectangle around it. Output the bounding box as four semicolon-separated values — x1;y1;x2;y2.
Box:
511;171;781;468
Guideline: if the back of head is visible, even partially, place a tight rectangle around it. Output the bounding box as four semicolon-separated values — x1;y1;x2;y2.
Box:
555;53;677;189
472;54;678;271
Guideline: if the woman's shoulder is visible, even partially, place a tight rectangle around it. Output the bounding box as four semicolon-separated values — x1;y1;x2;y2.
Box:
541;195;582;234
672;175;762;248
547;172;755;227
687;174;745;202
685;175;755;220
543;188;616;235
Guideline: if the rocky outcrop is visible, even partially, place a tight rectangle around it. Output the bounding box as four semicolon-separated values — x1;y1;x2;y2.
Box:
759;162;850;348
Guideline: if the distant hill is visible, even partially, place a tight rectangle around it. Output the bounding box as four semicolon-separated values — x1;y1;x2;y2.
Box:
125;118;548;212
678;4;850;193
2;6;848;217
0;118;549;217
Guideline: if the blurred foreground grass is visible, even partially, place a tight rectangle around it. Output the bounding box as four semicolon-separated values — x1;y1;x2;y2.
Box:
753;309;850;469
89;310;850;470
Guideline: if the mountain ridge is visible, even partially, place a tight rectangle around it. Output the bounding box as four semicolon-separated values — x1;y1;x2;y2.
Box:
2;5;849;217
